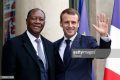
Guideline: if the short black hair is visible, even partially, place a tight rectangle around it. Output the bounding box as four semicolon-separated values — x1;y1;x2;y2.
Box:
27;8;46;19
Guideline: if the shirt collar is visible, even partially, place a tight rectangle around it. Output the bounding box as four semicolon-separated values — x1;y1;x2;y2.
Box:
27;30;42;42
64;32;78;42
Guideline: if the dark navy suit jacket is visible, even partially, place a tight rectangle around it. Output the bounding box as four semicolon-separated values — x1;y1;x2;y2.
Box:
54;33;111;80
2;32;55;80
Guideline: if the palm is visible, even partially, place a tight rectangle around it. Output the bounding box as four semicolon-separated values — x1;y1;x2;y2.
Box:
93;13;109;36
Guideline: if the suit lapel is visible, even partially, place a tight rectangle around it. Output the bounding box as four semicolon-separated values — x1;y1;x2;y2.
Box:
55;35;83;69
67;34;83;68
55;38;65;65
22;32;40;67
71;33;82;49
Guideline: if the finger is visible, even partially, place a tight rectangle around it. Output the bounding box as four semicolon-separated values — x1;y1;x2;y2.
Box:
102;13;106;22
100;13;103;22
103;13;106;22
97;14;100;22
106;18;109;25
92;24;100;32
96;14;100;27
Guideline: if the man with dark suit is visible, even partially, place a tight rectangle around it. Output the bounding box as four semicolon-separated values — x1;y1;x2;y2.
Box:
54;8;111;80
2;8;55;80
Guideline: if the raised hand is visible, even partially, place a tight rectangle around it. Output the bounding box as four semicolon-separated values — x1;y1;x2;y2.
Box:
92;13;109;37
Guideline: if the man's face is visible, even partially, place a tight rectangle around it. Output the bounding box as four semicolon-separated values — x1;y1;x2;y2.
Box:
60;13;79;38
26;10;45;37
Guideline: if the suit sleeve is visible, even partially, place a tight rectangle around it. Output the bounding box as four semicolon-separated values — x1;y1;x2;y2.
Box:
88;36;111;58
88;36;111;49
99;38;111;49
2;40;16;77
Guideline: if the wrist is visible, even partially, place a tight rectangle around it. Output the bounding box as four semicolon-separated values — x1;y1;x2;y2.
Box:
100;33;108;37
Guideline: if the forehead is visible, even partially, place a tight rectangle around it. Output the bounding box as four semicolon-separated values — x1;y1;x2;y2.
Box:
29;10;45;18
62;13;79;21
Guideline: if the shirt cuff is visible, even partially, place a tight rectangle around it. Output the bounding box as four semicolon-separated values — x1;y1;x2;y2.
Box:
101;34;111;42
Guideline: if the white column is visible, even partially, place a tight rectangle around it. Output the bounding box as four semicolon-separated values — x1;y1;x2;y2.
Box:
95;0;114;80
16;0;69;42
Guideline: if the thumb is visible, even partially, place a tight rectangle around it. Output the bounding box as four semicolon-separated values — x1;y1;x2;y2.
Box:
92;24;99;31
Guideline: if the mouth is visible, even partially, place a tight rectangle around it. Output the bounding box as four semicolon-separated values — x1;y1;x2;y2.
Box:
32;25;43;31
67;29;74;33
33;26;40;29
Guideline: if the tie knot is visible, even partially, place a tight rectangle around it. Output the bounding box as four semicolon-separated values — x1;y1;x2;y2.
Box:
65;39;71;45
35;39;40;44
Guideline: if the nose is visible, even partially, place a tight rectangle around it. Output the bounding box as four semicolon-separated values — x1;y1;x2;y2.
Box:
68;22;72;27
36;19;41;23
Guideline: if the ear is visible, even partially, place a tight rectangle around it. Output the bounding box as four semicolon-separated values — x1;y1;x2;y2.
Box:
26;19;27;22
26;19;28;25
60;21;63;28
77;22;79;27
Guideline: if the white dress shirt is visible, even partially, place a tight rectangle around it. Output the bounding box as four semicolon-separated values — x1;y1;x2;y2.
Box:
27;31;45;56
59;33;77;61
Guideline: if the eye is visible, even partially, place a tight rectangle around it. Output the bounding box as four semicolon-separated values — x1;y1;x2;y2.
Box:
31;17;37;20
30;17;45;22
71;21;76;24
39;18;45;21
64;21;69;24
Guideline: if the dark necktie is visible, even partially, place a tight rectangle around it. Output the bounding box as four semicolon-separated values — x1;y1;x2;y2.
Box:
63;39;71;65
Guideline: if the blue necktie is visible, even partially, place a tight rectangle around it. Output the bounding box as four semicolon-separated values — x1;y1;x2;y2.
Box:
63;39;71;65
